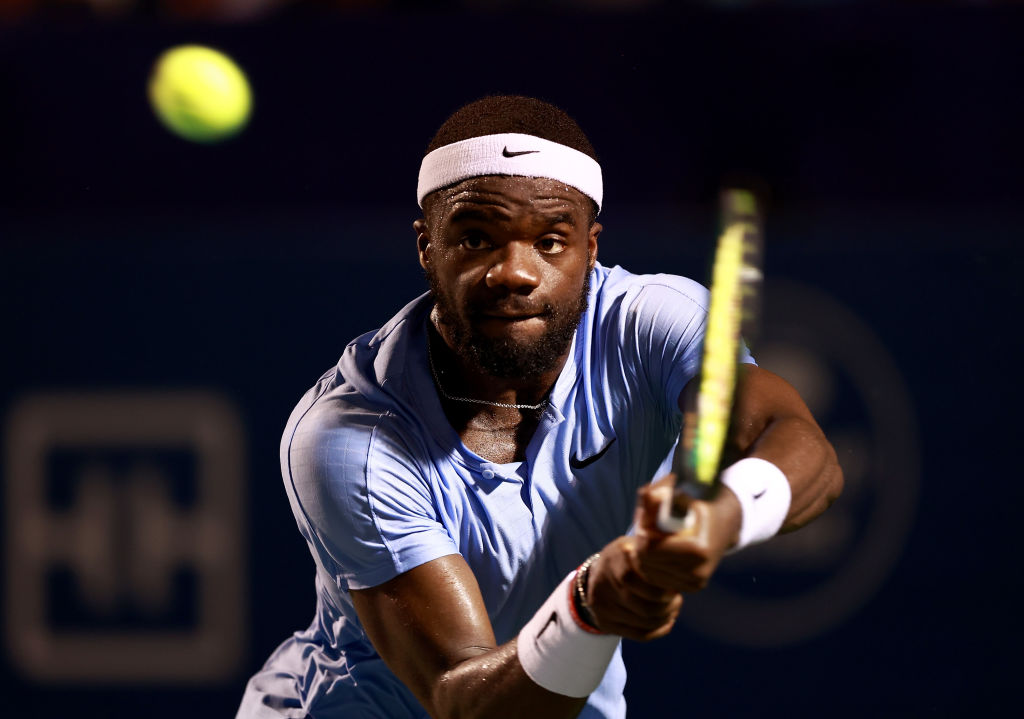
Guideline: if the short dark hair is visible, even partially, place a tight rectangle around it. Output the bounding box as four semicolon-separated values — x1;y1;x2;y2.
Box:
426;95;598;161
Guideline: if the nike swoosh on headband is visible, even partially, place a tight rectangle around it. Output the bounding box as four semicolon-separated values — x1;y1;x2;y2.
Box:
502;147;540;157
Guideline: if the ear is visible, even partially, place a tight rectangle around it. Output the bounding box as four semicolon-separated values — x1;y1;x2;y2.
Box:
587;221;602;270
413;218;430;270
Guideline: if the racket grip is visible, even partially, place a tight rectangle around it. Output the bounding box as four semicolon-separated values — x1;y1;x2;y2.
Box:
656;489;697;534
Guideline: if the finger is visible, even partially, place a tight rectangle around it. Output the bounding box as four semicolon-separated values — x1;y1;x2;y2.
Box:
595;591;683;628
635;542;710;577
634;483;674;538
634;569;711;595
610;588;684;621
633;549;713;594
609;563;682;601
601;617;678;643
639;503;713;560
601;561;679;602
632;537;716;594
595;596;683;641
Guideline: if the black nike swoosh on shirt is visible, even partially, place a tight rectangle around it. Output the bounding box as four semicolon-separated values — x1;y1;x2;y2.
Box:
753;489;767;499
502;147;540;157
569;437;617;470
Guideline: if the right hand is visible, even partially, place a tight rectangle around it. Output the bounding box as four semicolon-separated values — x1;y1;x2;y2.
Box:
585;508;685;641
585;476;741;641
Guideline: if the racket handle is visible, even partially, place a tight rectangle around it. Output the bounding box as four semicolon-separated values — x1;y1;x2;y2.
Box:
657;489;697;534
660;433;716;532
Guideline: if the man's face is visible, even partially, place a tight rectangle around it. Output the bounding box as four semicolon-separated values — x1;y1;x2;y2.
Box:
416;176;601;378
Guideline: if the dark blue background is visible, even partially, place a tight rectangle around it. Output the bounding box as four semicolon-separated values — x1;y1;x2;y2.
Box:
2;4;1021;717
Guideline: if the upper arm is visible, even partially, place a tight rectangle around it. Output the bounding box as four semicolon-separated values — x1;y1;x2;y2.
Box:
676;363;825;463
723;364;822;453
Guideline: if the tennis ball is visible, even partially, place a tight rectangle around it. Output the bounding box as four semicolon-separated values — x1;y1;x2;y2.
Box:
148;45;252;143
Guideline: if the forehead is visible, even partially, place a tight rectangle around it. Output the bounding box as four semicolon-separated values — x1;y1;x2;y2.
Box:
428;176;592;221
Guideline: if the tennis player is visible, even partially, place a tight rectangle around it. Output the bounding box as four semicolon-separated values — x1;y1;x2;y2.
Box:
236;95;843;718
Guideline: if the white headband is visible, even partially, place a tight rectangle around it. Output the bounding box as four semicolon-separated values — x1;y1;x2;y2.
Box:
417;132;603;212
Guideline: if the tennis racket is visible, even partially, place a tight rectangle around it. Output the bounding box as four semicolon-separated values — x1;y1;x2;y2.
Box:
657;188;763;533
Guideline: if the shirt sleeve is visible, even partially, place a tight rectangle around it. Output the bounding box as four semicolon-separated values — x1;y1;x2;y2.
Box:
620;273;755;422
284;404;458;592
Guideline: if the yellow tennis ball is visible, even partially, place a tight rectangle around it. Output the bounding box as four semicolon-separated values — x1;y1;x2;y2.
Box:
148;45;252;143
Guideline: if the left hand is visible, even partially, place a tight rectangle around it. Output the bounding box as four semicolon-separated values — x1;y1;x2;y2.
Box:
630;475;743;594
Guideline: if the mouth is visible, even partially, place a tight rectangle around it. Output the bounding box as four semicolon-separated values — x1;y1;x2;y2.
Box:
471;301;549;320
471;308;550;334
481;312;543;321
476;315;546;332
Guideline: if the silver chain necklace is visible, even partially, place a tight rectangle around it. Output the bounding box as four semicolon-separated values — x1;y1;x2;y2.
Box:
426;338;548;411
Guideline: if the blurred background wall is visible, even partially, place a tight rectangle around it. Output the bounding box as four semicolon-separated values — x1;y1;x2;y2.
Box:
1;1;1021;716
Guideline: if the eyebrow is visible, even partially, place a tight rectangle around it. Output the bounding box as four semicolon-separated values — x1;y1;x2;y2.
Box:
448;207;505;225
544;212;577;228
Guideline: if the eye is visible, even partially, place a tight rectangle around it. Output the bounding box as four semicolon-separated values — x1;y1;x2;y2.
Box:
537;237;567;254
460;232;491;250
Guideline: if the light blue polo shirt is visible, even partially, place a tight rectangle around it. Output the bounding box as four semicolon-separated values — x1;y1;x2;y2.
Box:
238;262;747;718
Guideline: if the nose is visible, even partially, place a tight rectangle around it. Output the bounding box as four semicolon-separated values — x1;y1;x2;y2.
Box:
484;242;541;294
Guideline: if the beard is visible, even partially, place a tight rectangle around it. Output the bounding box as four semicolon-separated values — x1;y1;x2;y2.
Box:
426;264;592;379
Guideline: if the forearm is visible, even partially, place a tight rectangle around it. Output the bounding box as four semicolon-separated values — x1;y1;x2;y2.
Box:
720;366;844;534
743;413;843;532
352;556;611;719
431;642;586;719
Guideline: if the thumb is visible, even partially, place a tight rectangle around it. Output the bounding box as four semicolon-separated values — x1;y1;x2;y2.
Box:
634;482;674;538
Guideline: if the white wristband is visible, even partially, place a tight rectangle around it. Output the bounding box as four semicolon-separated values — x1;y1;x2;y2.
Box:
517;570;620;697
720;457;792;551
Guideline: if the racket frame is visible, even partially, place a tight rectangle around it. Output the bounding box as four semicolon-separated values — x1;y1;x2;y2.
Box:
657;189;763;533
